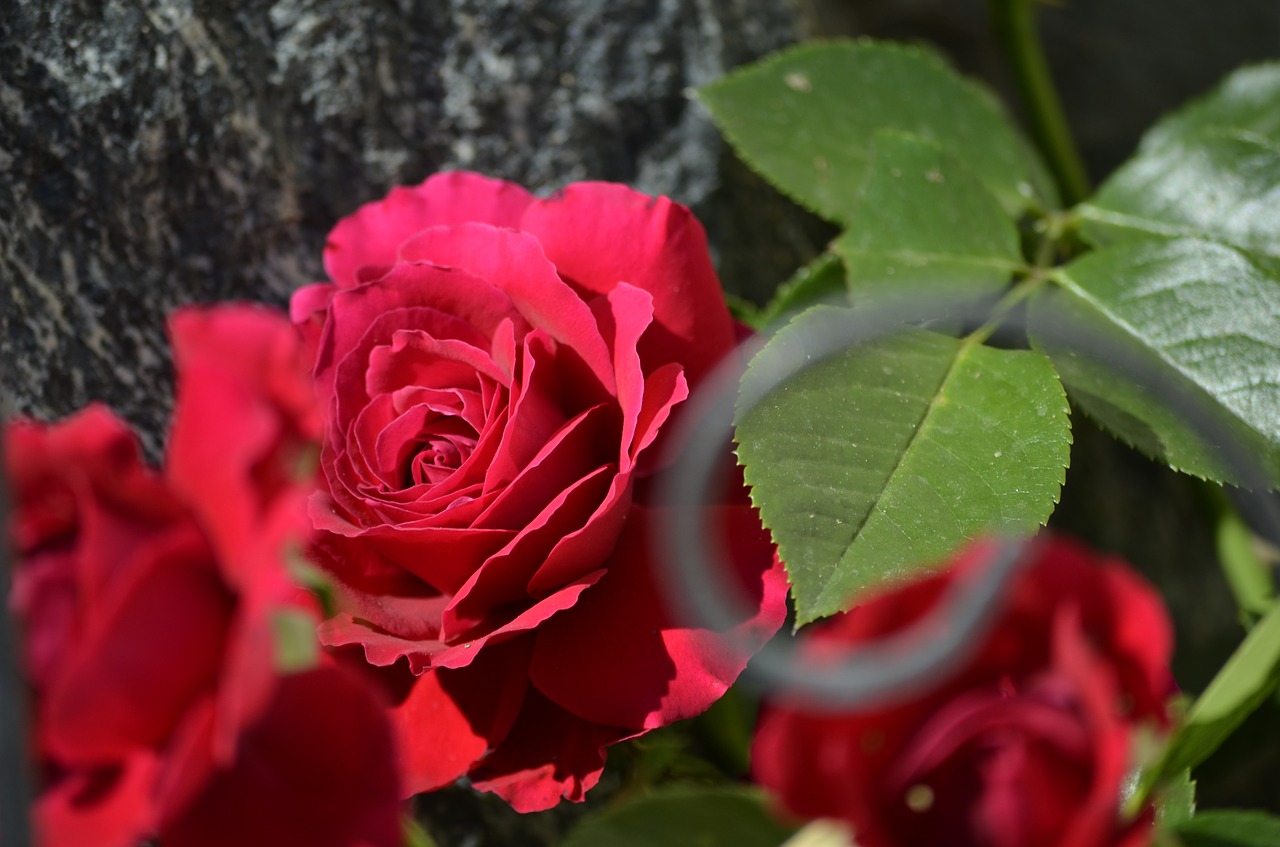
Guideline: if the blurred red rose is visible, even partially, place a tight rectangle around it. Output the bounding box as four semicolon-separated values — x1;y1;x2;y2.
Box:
6;305;402;847
752;536;1176;847
291;171;788;811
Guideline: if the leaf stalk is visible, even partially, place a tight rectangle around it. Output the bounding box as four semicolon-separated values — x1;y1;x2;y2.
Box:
988;0;1092;205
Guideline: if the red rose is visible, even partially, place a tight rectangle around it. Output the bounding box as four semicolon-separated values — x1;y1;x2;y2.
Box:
292;171;788;811
752;537;1175;847
6;306;402;847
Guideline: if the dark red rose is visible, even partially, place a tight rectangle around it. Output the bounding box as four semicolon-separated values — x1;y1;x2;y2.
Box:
6;305;402;847
292;171;788;811
751;537;1175;847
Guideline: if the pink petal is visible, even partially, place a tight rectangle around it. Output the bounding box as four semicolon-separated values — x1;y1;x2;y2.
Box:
428;570;604;671
520;182;736;386
628;361;689;477
323;172;534;288
529;504;787;730
364;329;504;397
289;282;338;359
399;223;615;393
316;264;521;414
45;525;233;764
36;753;160;847
481;331;583;490
390;638;531;796
523;470;632;597
589;283;654;471
445;467;616;633
469;686;630;813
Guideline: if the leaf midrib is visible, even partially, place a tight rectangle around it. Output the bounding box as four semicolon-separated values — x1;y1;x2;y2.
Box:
1077;205;1280;260
811;335;978;611
1049;268;1280;455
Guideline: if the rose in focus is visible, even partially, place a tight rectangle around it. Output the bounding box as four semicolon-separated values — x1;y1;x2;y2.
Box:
752;537;1176;847
7;306;401;847
292;172;788;810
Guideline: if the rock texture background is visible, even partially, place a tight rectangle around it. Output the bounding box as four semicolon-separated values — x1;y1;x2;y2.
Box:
3;0;1279;840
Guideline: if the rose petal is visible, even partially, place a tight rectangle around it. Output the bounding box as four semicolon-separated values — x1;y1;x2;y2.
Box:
323;172;535;288
36;753;160;847
520;181;736;386
522;469;632;597
317;263;522;414
475;401;613;531
364;328;504;397
445;466;616;633
468;686;630;813
329;521;515;597
482;331;581;489
312;539;450;642
1049;608;1135;847
589;282;654;471
628;361;690;477
167;309;305;565
159;666;402;847
44;524;233;764
529;503;787;730
399;223;615;395
428;570;604;670
391;638;530;796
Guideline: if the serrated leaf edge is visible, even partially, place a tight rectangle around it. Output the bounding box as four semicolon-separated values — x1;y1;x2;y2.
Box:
696;38;1053;222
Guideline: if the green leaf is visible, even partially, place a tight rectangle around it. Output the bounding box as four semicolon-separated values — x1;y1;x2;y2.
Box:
833;132;1025;298
1175;810;1280;847
757;253;849;327
1156;770;1197;829
560;786;794;847
287;547;339;619
698;40;1055;223
725;291;764;328
1144;62;1280;150
736;312;1071;623
1156;602;1280;781
691;685;758;777
1211;489;1276;627
1030;238;1280;486
1079;129;1280;258
403;817;439;847
1079;62;1280;257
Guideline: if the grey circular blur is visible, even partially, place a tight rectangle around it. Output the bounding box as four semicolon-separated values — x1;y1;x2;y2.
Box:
654;289;1280;712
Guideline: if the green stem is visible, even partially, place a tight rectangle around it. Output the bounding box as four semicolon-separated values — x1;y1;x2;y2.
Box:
989;0;1092;206
964;210;1065;347
1198;481;1277;629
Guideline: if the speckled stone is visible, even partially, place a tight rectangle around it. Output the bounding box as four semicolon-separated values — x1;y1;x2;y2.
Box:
1;0;819;458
